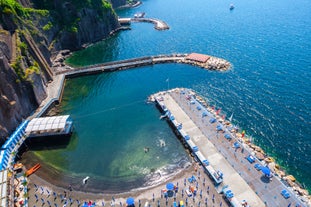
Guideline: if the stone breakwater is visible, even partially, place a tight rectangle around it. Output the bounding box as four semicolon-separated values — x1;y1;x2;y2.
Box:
180;55;231;71
55;53;231;76
189;89;311;205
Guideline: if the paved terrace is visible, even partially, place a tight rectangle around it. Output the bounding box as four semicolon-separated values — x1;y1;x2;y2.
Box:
154;89;306;207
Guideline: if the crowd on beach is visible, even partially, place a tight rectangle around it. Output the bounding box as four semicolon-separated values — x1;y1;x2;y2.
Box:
24;163;230;207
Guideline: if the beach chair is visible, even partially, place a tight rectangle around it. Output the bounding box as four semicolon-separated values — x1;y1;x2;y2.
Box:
254;163;262;171
246;155;255;164
281;189;291;199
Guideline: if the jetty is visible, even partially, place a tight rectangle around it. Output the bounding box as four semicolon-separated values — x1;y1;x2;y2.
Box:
118;17;169;30
55;53;231;76
150;88;308;207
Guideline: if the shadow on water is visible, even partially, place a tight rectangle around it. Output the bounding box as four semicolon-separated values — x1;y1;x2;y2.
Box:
24;135;72;151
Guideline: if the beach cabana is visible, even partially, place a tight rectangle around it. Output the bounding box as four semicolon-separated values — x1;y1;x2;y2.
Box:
126;197;135;206
202;111;208;117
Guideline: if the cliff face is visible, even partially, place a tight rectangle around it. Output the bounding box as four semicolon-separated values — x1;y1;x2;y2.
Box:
110;0;126;8
0;0;123;139
56;5;119;50
31;0;120;51
0;33;47;138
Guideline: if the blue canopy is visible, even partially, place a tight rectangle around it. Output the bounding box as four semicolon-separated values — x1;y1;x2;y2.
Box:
126;197;135;205
209;118;216;123
224;134;231;139
234;142;240;148
261;166;271;176
196;106;201;110
166;182;174;191
184;135;190;140
202;160;209;166
202;111;208;117
192;146;199;152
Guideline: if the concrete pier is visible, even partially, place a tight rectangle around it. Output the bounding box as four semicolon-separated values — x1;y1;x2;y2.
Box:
151;88;307;207
55;53;231;76
118;17;169;30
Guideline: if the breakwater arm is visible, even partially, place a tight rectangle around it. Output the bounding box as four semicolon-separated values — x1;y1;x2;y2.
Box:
55;53;231;77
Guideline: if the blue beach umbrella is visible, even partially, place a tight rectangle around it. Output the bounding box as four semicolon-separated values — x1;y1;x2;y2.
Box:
126;197;135;206
224;134;231;139
166;182;174;191
234;142;240;148
261;166;271;176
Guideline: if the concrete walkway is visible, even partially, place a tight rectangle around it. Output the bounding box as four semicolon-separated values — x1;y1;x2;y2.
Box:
153;88;307;206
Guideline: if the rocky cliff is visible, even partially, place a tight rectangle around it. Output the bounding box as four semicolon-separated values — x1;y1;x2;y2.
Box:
0;0;122;140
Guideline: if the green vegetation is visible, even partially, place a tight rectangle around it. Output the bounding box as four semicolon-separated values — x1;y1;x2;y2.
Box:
0;0;48;18
26;61;40;75
11;50;40;81
11;55;24;80
18;41;27;56
70;26;78;33
42;21;53;31
102;0;112;10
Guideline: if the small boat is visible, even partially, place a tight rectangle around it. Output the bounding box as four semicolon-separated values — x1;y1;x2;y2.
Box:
134;12;145;18
26;163;41;176
229;4;235;10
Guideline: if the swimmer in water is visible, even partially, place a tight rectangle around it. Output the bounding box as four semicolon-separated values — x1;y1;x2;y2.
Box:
83;176;89;185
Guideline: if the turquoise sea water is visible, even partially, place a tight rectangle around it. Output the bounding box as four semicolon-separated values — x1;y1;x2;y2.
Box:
29;0;311;192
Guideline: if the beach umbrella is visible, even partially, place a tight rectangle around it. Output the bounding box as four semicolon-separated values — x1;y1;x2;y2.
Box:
184;135;190;140
126;197;135;206
166;182;174;191
261;166;271;176
224;134;231;139
233;142;240;148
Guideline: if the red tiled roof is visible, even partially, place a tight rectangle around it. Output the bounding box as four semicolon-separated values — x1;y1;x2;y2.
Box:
186;53;210;63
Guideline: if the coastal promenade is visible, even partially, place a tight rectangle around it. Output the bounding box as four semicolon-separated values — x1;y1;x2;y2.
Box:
151;88;308;207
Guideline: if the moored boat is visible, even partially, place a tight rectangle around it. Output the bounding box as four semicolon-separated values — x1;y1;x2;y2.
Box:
229;4;235;10
26;163;41;177
134;12;145;18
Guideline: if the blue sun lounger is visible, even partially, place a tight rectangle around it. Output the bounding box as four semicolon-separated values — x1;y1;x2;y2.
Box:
281;189;290;199
254;163;262;171
246;155;255;164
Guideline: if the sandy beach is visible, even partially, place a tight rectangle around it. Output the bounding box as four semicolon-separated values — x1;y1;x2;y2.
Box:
26;161;229;207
